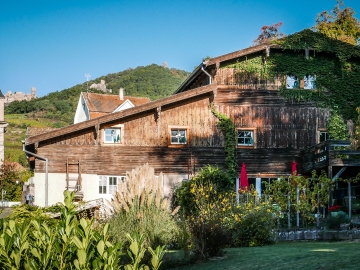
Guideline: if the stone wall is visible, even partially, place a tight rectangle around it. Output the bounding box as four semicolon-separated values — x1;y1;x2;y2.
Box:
276;229;360;241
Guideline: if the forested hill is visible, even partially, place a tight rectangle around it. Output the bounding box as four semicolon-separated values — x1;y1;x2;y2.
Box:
5;64;190;125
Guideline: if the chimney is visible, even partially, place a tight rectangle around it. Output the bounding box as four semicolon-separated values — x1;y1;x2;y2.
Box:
119;88;124;100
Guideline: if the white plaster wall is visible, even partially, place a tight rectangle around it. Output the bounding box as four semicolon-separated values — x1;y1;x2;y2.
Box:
74;95;89;124
163;174;188;197
33;173;114;206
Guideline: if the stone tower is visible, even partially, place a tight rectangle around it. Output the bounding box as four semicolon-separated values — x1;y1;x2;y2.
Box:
31;87;36;99
0;90;8;165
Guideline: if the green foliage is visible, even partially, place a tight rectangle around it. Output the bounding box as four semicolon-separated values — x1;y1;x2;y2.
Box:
186;181;230;259
222;29;360;120
263;171;334;228
174;165;233;217
312;0;360;45
0;191;164;270
328;111;348;139
210;105;237;178
326;210;350;229
108;193;178;250
229;204;276;247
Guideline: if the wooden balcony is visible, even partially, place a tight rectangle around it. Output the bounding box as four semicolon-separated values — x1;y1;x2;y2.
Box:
301;140;360;173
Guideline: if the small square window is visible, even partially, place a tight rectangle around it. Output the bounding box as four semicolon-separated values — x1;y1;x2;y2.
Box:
238;130;254;146
304;75;316;89
286;75;299;89
104;128;121;143
171;129;187;144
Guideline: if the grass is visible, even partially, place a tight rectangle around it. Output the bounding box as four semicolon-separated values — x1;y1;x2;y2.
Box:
4;114;64;163
168;241;360;269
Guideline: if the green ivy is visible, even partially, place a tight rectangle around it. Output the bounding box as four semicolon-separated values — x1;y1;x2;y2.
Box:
210;104;237;178
221;29;360;120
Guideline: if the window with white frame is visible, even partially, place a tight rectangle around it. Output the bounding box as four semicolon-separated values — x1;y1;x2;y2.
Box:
98;176;125;194
286;74;316;89
104;128;121;143
170;129;187;144
237;130;254;146
99;176;107;194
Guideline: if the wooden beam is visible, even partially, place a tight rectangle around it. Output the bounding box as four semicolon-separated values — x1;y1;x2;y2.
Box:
25;85;215;146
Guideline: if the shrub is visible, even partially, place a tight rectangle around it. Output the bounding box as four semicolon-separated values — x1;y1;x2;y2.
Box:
228;203;276;247
0;190;165;269
109;163;179;249
186;181;232;259
326;211;350;229
173;165;232;216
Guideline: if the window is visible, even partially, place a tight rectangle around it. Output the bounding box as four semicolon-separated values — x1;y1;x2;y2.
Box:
109;177;117;195
237;130;254;146
104;128;121;143
286;75;299;89
98;175;124;195
99;176;107;194
171;129;187;144
286;75;316;89
320;131;328;142
304;75;316;89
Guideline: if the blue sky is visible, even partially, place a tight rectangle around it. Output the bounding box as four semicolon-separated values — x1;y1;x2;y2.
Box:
1;0;360;98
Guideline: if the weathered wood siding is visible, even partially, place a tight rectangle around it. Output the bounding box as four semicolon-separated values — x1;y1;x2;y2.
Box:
32;86;330;176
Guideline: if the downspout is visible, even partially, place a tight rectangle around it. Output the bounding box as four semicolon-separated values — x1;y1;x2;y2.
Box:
201;66;212;85
22;140;49;207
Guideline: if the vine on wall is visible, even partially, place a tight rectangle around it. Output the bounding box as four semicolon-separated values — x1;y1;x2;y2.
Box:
210;103;237;179
221;29;360;120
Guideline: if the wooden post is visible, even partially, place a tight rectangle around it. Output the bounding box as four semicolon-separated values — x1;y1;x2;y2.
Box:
296;184;299;228
348;181;352;220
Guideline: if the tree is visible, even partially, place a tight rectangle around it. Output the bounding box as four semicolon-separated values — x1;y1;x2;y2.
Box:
253;22;285;45
313;0;360;45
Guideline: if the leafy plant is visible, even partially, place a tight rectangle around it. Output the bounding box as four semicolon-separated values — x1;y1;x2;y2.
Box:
109;163;179;249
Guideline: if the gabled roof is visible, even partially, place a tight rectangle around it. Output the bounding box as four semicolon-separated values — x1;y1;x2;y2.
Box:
83;92;150;119
174;42;277;94
25;84;215;146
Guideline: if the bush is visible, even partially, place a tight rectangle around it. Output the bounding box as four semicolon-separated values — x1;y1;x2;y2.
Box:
326;211;350;229
0;191;165;269
173;165;232;217
228;203;276;247
185;181;231;259
108;164;179;249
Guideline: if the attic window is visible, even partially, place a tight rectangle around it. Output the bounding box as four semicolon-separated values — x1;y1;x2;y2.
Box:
104;128;121;143
168;126;190;147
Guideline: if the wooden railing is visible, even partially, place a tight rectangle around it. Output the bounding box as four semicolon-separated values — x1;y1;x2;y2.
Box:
301;140;360;173
214;68;282;90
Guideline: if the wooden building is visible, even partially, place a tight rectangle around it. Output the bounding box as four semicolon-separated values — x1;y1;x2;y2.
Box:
24;30;360;206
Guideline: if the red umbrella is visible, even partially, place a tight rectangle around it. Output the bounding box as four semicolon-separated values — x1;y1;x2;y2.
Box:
291;161;298;176
239;163;249;192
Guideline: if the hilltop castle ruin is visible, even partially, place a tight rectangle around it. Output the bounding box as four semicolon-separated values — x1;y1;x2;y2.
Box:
4;87;36;105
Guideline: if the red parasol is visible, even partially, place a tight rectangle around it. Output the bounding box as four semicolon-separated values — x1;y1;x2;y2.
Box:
239;163;250;192
291;161;298;176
